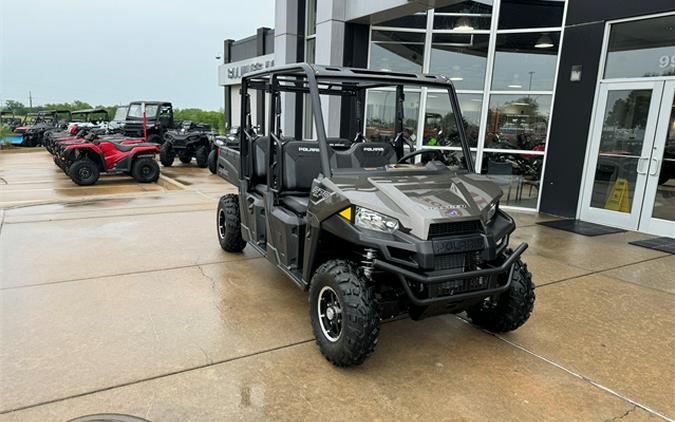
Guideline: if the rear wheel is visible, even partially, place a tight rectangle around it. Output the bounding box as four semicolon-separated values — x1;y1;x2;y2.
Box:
159;142;175;167
309;259;379;367
207;149;217;174
216;194;246;252
69;159;100;186
466;256;535;333
195;145;208;168
131;157;160;183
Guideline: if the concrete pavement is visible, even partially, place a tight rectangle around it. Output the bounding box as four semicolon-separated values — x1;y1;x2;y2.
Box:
1;150;673;421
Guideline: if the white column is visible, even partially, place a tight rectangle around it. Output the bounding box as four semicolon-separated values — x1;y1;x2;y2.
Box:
275;0;300;136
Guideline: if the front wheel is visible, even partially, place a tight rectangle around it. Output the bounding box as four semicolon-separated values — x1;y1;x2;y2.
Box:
131;157;160;183
216;194;246;252
159;142;175;167
207;149;217;174
69;159;100;186
466;256;535;333
195;145;209;168
309;259;379;367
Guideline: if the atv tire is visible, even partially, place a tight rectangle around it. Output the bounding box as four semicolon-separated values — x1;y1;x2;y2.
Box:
132;157;160;183
208;149;217;174
178;152;192;164
195;145;209;168
69;159;100;186
217;194;246;252
309;259;379;367
159;143;175;167
466;256;535;333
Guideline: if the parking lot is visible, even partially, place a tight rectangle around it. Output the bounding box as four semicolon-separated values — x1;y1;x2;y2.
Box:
1;150;673;421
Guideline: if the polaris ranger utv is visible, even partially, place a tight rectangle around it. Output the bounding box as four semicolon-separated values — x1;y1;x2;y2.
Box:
215;64;534;367
160;120;213;167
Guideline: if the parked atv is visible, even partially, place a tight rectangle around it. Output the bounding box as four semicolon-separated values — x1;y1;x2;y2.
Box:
0;111;22;131
123;101;174;144
160;120;213;167
215;64;535;367
61;138;160;185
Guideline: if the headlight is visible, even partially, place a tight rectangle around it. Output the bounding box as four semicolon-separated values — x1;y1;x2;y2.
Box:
214;139;224;147
354;207;399;233
483;202;498;223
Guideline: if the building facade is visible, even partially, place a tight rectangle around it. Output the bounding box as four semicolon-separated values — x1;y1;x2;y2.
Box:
219;0;674;236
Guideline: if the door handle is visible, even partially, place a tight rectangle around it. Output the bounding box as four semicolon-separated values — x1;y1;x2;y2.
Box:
636;157;648;175
649;158;659;176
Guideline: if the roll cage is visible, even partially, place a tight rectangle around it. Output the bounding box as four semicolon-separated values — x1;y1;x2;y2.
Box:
239;63;475;184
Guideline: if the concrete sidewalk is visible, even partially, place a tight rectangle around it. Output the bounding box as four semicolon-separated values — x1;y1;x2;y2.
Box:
1;151;673;421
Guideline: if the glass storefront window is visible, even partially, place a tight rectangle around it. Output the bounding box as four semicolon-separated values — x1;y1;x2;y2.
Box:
370;31;425;73
306;0;317;36
377;13;428;29
498;0;564;29
429;33;489;90
365;90;420;143
491;32;560;91
433;1;493;31
485;94;551;150
423;92;482;147
306;38;315;64
604;15;675;79
482;152;543;208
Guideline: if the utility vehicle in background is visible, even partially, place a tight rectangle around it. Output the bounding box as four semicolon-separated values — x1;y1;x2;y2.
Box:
214;64;535;367
123;101;174;144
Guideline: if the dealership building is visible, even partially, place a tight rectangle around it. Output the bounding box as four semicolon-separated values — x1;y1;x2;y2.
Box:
218;0;674;237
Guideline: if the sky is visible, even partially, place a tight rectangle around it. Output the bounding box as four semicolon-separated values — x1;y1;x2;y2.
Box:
0;0;275;111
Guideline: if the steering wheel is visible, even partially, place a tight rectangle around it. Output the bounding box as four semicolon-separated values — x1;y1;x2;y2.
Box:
397;149;445;164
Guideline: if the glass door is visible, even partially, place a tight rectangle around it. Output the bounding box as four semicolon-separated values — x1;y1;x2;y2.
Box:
580;81;664;230
639;80;675;237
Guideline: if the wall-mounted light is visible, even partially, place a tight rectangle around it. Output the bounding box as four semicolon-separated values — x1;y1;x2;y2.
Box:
535;33;554;49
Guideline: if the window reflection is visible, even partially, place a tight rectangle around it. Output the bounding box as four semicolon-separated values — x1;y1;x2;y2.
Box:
482;152;543;208
605;15;675;79
423;92;482;147
492;32;560;91
365;90;420;143
429;33;489;90
377;13;428;29
370;31;425;73
485;94;551;150
498;0;564;29
433;0;493;31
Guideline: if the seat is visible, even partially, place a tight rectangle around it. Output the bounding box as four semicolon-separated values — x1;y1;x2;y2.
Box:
330;141;397;169
278;141;324;214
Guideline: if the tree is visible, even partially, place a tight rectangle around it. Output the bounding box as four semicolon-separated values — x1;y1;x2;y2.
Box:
4;100;26;115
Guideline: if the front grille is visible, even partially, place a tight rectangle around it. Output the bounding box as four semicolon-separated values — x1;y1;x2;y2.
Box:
433;253;466;271
428;276;491;297
428;220;482;239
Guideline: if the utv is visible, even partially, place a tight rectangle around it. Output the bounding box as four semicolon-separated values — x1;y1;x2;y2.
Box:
123;101;174;144
14;110;71;146
0;111;22;131
215;64;535;367
160;120;213;167
208;126;241;174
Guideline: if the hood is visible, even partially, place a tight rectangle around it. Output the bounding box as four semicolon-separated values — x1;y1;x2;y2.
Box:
325;170;502;239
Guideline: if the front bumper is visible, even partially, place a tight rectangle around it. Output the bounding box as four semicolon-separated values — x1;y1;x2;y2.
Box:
374;242;528;306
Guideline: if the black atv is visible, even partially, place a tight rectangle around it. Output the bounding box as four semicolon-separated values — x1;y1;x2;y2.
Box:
215;64;535;367
159;120;213;167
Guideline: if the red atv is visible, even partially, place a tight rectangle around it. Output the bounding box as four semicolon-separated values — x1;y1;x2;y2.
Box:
63;139;161;186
